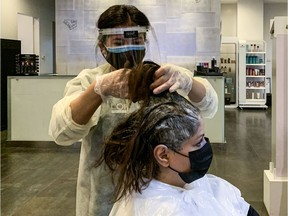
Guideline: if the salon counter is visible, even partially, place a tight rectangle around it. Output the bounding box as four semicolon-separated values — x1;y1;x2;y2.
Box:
8;75;75;141
200;76;225;143
8;75;225;142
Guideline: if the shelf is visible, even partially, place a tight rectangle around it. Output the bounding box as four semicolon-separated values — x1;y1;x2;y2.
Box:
246;64;266;66
246;76;266;78
246;99;266;102
246;52;266;54
239;104;268;109
239;40;267;109
246;87;266;89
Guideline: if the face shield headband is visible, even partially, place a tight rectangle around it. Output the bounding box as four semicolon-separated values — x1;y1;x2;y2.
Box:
98;26;149;69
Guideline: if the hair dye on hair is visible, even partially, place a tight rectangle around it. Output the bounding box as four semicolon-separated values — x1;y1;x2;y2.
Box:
95;61;200;202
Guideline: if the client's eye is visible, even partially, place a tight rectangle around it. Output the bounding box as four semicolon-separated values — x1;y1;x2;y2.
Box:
195;136;205;147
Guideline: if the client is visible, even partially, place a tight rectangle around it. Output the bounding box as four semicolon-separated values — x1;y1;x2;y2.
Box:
96;61;259;216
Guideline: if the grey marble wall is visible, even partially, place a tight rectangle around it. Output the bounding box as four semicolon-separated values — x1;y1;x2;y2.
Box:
56;0;220;75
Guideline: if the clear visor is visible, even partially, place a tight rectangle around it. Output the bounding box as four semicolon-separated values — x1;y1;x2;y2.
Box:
95;26;161;68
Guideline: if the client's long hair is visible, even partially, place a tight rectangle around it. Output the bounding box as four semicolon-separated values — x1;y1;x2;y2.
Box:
95;61;200;202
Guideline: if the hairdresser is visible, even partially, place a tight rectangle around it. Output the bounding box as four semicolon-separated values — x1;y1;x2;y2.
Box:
49;4;218;216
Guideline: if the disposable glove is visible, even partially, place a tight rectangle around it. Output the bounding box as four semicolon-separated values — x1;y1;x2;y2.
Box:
94;69;130;100
151;64;193;95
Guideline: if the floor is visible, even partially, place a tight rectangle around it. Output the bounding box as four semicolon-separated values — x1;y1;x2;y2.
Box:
1;108;271;216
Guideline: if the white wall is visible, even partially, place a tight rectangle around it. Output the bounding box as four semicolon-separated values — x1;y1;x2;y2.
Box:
1;0;55;74
264;3;287;80
237;0;264;41
221;4;237;37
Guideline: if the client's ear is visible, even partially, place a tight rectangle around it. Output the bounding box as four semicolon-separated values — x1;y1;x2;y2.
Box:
153;144;170;167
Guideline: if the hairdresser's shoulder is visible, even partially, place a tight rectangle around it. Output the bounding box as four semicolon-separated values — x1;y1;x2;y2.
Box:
78;63;110;77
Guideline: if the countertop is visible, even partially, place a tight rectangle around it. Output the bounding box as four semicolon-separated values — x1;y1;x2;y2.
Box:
8;74;76;79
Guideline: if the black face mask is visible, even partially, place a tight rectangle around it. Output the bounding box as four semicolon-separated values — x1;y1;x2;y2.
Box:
105;49;146;69
169;137;213;183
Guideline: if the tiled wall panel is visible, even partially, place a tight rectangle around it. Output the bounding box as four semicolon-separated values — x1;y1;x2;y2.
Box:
196;27;221;53
56;0;220;75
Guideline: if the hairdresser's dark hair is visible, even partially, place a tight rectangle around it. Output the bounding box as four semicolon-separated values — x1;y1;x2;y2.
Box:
97;5;150;29
95;61;200;202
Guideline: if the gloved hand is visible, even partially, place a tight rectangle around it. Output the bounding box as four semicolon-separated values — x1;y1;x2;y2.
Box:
94;69;130;99
150;64;193;95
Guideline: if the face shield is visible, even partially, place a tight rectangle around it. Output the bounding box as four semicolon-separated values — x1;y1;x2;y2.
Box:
96;26;161;70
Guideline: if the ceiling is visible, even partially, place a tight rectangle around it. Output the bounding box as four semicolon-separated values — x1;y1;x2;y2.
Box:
221;0;287;3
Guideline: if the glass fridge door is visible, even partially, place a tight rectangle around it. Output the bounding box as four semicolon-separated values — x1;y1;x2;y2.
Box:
220;41;238;108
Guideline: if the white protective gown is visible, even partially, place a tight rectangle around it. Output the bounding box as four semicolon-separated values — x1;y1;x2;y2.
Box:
49;63;218;216
109;174;251;216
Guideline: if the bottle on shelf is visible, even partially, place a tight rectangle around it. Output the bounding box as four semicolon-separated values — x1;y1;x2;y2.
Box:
211;57;217;68
253;44;257;52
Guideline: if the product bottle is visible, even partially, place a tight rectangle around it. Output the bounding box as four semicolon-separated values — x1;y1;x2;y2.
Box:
211;58;217;68
248;55;252;64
